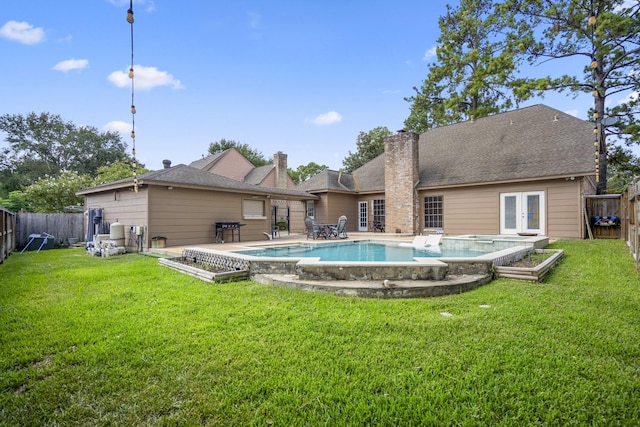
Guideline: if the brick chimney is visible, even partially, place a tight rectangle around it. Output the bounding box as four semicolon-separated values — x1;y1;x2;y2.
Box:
384;131;419;234
274;151;288;189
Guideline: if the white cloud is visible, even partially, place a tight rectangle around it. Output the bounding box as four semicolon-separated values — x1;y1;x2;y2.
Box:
247;10;262;29
564;109;580;117
0;20;45;45
382;89;401;95
108;65;184;90
423;46;437;61
103;121;132;135
305;111;343;126
618;91;638;105
53;58;89;72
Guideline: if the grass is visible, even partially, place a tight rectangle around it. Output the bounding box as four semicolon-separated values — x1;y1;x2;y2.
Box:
1;240;639;426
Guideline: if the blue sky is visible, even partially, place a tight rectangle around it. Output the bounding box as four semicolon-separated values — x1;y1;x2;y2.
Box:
0;0;630;172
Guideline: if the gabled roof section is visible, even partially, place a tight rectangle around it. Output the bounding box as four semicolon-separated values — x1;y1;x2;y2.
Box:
244;164;274;185
296;169;355;193
189;149;230;170
352;154;385;193
77;164;317;200
418;104;594;187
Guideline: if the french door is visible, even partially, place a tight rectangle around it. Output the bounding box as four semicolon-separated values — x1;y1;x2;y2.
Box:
500;191;545;235
358;201;368;231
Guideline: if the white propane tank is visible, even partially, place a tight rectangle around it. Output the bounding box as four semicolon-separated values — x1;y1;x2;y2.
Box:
110;222;125;247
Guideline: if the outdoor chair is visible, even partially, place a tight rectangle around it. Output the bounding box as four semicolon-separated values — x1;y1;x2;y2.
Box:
372;220;385;232
305;217;327;240
328;215;348;239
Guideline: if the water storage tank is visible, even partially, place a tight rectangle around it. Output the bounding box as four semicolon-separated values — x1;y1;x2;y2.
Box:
110;222;125;247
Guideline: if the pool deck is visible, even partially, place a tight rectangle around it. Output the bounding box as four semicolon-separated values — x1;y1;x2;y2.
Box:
149;232;413;257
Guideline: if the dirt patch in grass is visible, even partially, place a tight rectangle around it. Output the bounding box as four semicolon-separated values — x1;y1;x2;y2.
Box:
510;251;554;268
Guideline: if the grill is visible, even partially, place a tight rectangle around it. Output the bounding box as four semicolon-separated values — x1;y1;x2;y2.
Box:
215;222;245;243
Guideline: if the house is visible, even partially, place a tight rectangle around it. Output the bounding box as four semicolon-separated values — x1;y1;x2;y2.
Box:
297;104;596;239
78;104;596;248
77;161;317;249
190;149;306;231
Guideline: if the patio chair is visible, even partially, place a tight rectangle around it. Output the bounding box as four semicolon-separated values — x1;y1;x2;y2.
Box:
305;217;327;240
372;220;385;232
328;215;348;239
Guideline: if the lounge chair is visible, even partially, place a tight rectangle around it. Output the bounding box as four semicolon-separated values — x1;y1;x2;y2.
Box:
305;217;327;240
328;215;348;239
398;234;442;248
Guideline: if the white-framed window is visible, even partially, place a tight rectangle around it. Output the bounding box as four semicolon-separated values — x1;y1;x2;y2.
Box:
306;201;315;218
243;199;266;219
424;195;443;229
373;199;385;226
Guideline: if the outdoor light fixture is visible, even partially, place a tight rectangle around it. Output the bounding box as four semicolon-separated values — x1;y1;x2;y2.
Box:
127;0;139;193
588;13;596;26
591;59;598;69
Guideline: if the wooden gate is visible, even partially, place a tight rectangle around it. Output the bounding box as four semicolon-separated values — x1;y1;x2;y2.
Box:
585;195;621;239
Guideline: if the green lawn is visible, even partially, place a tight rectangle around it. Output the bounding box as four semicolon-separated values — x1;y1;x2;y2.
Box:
1;240;639;426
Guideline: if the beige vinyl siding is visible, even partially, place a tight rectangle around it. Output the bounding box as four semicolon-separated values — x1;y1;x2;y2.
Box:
84;189;149;247
206;149;254;181
324;193;358;232
260;170;276;187
419;178;584;239
147;186;270;246
285;200;306;233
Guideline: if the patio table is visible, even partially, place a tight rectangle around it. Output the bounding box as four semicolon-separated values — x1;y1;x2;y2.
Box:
317;224;337;239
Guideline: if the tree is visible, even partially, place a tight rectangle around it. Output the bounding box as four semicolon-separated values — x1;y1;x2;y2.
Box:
0;190;28;212
0;112;129;191
208;139;269;167
95;160;151;185
606;145;640;194
405;0;530;132
508;0;640;191
288;162;329;184
342;127;392;173
23;171;92;213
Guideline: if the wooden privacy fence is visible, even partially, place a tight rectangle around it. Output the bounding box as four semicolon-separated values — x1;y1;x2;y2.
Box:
1;206;16;264
15;212;84;249
585;195;622;239
621;183;640;271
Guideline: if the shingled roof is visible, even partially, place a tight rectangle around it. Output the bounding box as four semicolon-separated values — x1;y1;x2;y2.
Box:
78;164;317;200
188;149;228;170
295;169;355;193
298;104;594;194
417;104;594;188
244;164;274;185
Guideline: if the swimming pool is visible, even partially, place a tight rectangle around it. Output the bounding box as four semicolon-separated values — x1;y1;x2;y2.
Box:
178;236;544;286
235;241;489;262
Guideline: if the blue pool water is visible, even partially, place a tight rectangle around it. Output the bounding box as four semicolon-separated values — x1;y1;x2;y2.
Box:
234;241;489;262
